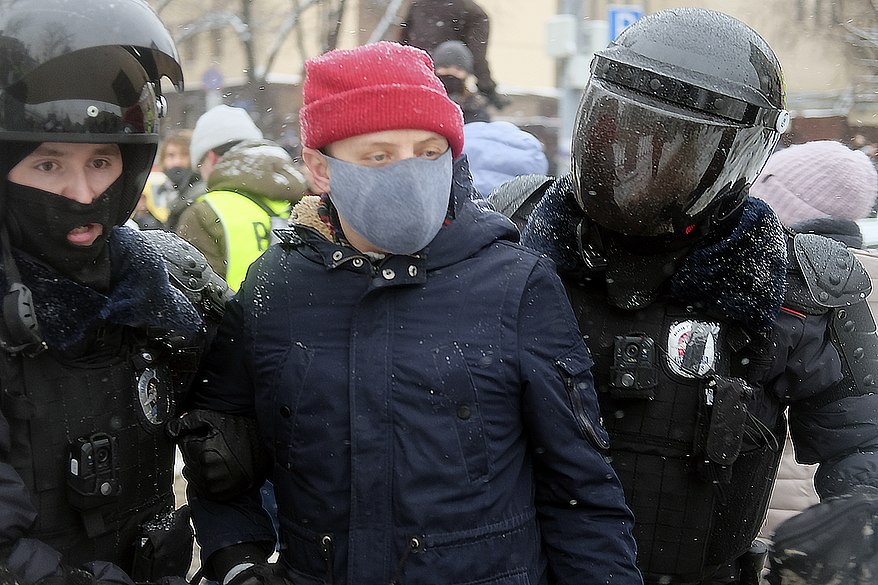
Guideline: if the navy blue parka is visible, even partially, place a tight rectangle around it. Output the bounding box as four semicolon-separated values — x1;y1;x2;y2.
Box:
187;158;642;585
520;175;878;582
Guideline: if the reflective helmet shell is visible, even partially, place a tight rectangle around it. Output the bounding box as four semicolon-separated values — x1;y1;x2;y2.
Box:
0;0;184;223
572;8;788;237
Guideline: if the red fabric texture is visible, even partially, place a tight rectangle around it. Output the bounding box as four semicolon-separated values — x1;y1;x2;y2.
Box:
300;41;465;158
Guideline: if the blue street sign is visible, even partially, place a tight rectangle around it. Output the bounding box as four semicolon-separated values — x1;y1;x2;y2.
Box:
202;67;224;91
607;5;644;43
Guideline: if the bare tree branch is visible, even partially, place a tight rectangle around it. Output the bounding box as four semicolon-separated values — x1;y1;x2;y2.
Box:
367;0;406;44
165;0;360;85
241;0;257;82
175;10;249;42
259;0;321;79
324;0;347;52
291;0;309;75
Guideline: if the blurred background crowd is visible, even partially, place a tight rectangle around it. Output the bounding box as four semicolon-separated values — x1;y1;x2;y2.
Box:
144;0;878;174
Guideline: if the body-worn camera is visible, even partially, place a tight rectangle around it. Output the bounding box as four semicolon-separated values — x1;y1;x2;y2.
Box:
610;334;658;399
67;432;120;509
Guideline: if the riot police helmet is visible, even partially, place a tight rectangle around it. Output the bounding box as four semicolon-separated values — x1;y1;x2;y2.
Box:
0;0;184;224
572;8;789;239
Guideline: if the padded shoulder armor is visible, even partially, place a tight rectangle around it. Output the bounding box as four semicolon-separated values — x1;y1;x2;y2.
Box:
792;233;871;309
140;230;232;322
488;174;553;220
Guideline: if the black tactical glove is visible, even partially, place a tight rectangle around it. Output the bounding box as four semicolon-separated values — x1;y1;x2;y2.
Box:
130;505;193;581
167;409;270;502
768;488;878;585
223;563;296;585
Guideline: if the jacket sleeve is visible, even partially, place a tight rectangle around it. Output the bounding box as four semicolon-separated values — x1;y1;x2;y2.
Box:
184;294;276;574
770;309;878;499
174;200;228;283
0;405;66;582
462;0;497;96
518;257;642;585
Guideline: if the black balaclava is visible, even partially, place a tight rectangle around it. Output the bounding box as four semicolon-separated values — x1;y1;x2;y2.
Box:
438;74;467;97
0;141;151;292
4;177;127;291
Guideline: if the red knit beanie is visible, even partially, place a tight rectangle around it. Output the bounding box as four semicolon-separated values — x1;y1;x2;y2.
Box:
300;41;465;158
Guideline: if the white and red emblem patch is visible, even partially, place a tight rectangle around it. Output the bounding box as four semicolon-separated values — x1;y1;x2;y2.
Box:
667;320;720;378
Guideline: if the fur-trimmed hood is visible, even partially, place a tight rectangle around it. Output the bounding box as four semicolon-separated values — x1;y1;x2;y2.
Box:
208;139;307;203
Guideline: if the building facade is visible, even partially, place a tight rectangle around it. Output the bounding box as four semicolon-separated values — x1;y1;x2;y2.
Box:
150;0;878;168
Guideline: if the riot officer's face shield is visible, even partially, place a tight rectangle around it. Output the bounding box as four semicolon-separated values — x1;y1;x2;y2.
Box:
0;45;174;225
0;47;162;145
573;74;785;240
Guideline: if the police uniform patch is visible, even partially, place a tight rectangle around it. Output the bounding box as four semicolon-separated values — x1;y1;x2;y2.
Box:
667;320;720;378
137;366;171;427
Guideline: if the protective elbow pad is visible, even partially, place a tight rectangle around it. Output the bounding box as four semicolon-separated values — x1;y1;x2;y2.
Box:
167;410;269;502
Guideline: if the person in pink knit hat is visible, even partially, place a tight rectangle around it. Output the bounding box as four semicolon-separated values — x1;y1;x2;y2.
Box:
750;140;878;246
174;41;642;585
751;140;878;553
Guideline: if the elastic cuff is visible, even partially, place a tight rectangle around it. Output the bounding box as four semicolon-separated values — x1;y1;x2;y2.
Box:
222;562;255;585
207;542;270;582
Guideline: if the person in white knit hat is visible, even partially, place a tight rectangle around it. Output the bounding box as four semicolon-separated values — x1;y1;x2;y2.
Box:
166;105;264;230
189;105;264;181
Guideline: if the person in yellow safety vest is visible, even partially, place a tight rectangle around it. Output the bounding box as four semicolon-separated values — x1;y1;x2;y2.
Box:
175;139;307;290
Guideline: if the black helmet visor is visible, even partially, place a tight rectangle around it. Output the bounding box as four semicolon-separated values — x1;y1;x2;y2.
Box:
0;0;183;92
0;47;158;144
573;78;779;236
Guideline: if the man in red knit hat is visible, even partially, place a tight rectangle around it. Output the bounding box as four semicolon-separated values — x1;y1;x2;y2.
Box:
172;41;642;585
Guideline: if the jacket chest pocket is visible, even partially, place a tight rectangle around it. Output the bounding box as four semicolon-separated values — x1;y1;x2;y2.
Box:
429;342;490;483
263;342;315;467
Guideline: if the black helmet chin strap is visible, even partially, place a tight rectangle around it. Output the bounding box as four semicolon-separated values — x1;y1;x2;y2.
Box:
0;227;45;355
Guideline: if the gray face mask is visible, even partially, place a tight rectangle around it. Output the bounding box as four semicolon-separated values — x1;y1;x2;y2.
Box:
326;150;452;255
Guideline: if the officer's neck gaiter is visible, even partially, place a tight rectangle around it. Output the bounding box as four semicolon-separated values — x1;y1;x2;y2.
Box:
3;177;126;291
326;150;452;255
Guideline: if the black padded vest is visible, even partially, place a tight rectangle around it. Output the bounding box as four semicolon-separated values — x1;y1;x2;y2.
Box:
565;282;785;584
0;326;192;568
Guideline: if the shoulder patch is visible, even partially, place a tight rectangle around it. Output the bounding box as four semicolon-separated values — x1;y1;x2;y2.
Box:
794;233;872;308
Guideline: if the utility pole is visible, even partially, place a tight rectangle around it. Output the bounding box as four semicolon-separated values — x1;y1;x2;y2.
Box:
555;0;584;174
549;2;633;173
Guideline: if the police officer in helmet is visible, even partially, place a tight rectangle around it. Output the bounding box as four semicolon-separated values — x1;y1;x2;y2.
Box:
519;7;878;585
0;0;227;582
